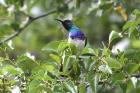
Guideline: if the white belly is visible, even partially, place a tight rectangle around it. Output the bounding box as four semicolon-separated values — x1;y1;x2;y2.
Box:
68;37;85;51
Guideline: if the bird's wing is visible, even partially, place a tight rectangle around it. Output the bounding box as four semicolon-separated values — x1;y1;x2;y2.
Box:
84;37;87;47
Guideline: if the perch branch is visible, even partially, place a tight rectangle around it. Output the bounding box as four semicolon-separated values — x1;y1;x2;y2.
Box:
0;9;57;45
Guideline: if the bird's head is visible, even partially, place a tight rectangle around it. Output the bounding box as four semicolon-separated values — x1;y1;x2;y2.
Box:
55;19;73;31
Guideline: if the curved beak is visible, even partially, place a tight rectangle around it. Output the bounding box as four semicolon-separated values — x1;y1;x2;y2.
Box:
54;19;63;23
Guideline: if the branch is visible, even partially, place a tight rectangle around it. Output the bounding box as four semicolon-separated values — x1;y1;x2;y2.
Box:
32;10;57;21
0;9;57;45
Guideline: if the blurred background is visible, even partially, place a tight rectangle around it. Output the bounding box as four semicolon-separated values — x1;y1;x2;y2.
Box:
0;0;140;59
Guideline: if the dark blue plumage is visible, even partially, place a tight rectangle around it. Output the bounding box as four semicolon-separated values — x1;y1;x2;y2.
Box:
56;19;86;50
69;26;85;40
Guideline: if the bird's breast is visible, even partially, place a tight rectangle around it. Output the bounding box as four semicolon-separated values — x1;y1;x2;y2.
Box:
68;37;85;51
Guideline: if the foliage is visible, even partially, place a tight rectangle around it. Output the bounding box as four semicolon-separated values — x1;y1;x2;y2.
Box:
0;0;140;93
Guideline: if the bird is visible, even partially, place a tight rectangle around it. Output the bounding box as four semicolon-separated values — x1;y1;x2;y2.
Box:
55;19;87;52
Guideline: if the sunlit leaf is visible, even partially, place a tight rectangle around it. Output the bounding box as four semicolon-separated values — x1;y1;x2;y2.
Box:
133;9;140;16
78;83;86;93
131;40;140;48
49;53;61;64
11;85;21;93
98;64;112;74
45;65;55;73
87;71;96;93
58;41;77;55
7;40;14;50
58;41;70;51
63;55;76;73
3;65;23;76
109;30;122;45
81;47;95;56
64;81;77;93
123;21;136;31
25;52;35;61
131;77;137;88
42;41;60;52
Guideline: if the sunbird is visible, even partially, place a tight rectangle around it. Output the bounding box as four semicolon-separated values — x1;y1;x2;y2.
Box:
55;19;87;51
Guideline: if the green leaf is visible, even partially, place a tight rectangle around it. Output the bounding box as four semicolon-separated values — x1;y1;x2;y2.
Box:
42;41;60;52
133;9;140;16
124;49;140;62
53;83;65;92
131;40;140;48
58;41;70;51
81;47;95;56
58;41;77;55
63;55;76;73
106;57;122;69
78;83;86;93
16;55;38;72
124;63;139;74
64;81;77;93
45;65;55;73
0;24;14;37
109;30;122;45
2;65;23;76
102;47;111;56
98;64;112;74
49;53;61;64
31;64;53;81
87;71;97;93
112;72;125;83
123;21;136;31
124;49;136;55
27;79;45;93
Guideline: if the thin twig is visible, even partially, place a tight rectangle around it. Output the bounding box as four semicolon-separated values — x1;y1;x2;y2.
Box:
0;9;57;45
32;10;57;21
